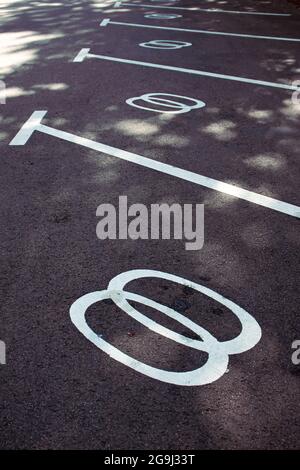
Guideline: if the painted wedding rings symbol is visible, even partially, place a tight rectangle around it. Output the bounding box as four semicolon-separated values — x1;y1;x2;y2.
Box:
145;13;182;19
126;93;206;114
70;270;262;386
139;40;192;50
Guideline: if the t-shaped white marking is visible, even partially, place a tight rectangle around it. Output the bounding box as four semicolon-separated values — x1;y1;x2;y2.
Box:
100;18;111;27
73;48;91;62
9;111;300;219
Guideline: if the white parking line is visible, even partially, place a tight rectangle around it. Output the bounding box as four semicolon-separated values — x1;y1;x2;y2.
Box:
99;18;300;42
118;3;291;16
73;48;298;91
9;111;300;219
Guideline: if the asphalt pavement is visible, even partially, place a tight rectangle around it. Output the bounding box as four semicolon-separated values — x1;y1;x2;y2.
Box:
0;0;300;450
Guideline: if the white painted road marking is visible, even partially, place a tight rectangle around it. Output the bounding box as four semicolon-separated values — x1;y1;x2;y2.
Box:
99;17;110;27
145;13;182;19
73;48;90;62
9;111;300;219
99;18;300;42
119;3;291;16
139;39;192;49
126;93;206;114
72;49;299;92
70;269;262;386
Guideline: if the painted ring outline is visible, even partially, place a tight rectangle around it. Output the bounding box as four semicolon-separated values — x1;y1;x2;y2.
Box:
108;269;262;354
126;93;206;114
70;289;229;386
145;13;182;19
70;270;261;386
139;39;192;50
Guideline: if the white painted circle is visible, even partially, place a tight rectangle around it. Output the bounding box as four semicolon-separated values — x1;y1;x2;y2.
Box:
145;13;182;19
70;289;228;386
70;270;262;386
139;39;192;50
126;93;206;114
108;270;262;354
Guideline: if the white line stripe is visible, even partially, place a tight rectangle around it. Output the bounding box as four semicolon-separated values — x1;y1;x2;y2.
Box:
78;50;297;91
9;111;300;219
120;3;291;16
104;19;300;42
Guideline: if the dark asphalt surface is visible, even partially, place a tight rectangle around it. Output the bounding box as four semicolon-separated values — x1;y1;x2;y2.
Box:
1;0;300;450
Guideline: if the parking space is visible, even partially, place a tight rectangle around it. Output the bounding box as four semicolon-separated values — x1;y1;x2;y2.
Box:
1;0;300;450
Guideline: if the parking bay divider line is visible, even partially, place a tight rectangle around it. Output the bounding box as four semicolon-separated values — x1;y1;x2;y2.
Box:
9;111;300;219
73;48;298;92
99;18;300;42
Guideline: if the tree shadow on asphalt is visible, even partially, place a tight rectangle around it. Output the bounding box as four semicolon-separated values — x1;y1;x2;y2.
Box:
0;0;299;451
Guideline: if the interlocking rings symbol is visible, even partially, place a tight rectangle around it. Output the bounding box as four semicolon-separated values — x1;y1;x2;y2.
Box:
126;93;206;114
139;40;192;50
70;270;262;386
145;13;182;19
